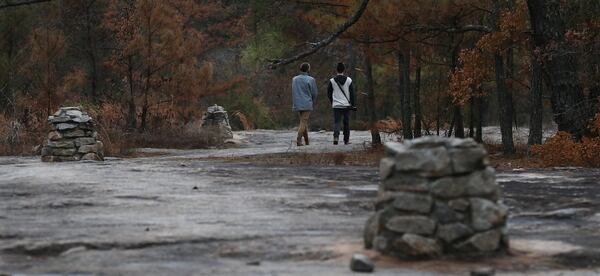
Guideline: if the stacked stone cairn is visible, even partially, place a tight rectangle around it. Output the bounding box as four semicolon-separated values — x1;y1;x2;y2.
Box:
364;136;508;259
41;107;104;162
200;104;233;141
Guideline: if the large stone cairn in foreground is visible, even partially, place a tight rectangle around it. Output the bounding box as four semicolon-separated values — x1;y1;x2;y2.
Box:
41;107;104;162
364;136;508;259
201;104;233;141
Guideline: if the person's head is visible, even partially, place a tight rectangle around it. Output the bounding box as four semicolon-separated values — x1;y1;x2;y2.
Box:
300;62;310;73
336;62;345;74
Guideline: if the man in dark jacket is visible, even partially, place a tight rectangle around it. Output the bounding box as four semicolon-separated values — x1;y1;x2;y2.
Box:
327;62;356;145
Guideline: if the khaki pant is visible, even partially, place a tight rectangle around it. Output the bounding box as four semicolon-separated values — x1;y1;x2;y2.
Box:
297;111;311;144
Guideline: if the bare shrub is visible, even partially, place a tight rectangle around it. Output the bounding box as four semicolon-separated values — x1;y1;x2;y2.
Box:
332;152;346;165
0;114;46;155
232;111;255;130
375;117;401;135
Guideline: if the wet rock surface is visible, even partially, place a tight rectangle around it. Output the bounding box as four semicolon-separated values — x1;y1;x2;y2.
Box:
1;131;600;275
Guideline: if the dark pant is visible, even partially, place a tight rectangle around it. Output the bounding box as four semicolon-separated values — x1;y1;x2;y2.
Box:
333;108;350;142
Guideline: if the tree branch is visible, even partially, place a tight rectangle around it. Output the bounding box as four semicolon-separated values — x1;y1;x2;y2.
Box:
293;1;350;8
407;24;492;33
268;0;370;69
0;0;53;10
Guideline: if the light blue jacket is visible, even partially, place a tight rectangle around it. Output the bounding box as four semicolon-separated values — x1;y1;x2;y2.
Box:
292;72;318;112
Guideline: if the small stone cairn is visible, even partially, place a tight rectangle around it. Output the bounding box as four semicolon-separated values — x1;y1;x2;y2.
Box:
364;136;508;259
41;107;104;162
201;104;233;141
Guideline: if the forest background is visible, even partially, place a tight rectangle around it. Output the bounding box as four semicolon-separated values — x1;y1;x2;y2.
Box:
0;0;598;167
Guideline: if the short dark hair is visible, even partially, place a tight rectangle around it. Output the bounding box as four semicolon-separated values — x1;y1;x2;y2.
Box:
336;62;345;73
300;62;310;72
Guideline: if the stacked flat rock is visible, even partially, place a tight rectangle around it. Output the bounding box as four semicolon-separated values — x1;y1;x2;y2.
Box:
41;107;104;162
364;136;508;259
201;104;233;140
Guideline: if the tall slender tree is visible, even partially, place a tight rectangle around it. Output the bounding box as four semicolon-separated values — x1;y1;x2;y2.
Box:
527;0;594;138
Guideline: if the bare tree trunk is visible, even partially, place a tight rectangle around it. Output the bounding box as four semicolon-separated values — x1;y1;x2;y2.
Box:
450;44;464;138
84;0;98;102
347;42;359;121
495;54;516;154
436;69;442;136
413;63;422;138
453;106;464;138
492;0;515;154
527;0;593;138
6;24;15;115
364;47;381;145
448;114;455;137
140;30;153;131
528;55;544;145
507;48;518;129
140;96;148;131
468;97;475;137
588;41;600;113
475;94;484;143
398;46;413;139
126;56;136;130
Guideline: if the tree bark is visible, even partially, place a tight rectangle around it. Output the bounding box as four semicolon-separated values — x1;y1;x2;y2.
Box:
492;0;515;154
528;55;544;145
364;48;381;145
468;97;475;138
527;0;593;138
450;44;464;138
126;55;136;130
436;69;442;136
84;0;98;102
475;94;484;143
347;42;359;121
140;26;153;131
452;106;464;138
398;47;413;139
140;91;149;131
6;21;15;114
507;48;519;129
495;53;516;154
413;63;422;138
448;114;455;137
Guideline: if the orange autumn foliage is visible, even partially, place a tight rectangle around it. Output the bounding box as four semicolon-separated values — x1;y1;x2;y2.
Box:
375;118;402;134
531;114;600;167
449;0;529;105
103;0;245;130
449;49;491;105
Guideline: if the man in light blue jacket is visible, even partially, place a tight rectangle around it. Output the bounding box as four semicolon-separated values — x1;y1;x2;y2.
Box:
292;62;318;146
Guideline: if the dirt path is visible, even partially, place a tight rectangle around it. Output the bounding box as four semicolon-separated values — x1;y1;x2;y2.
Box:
1;130;599;275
